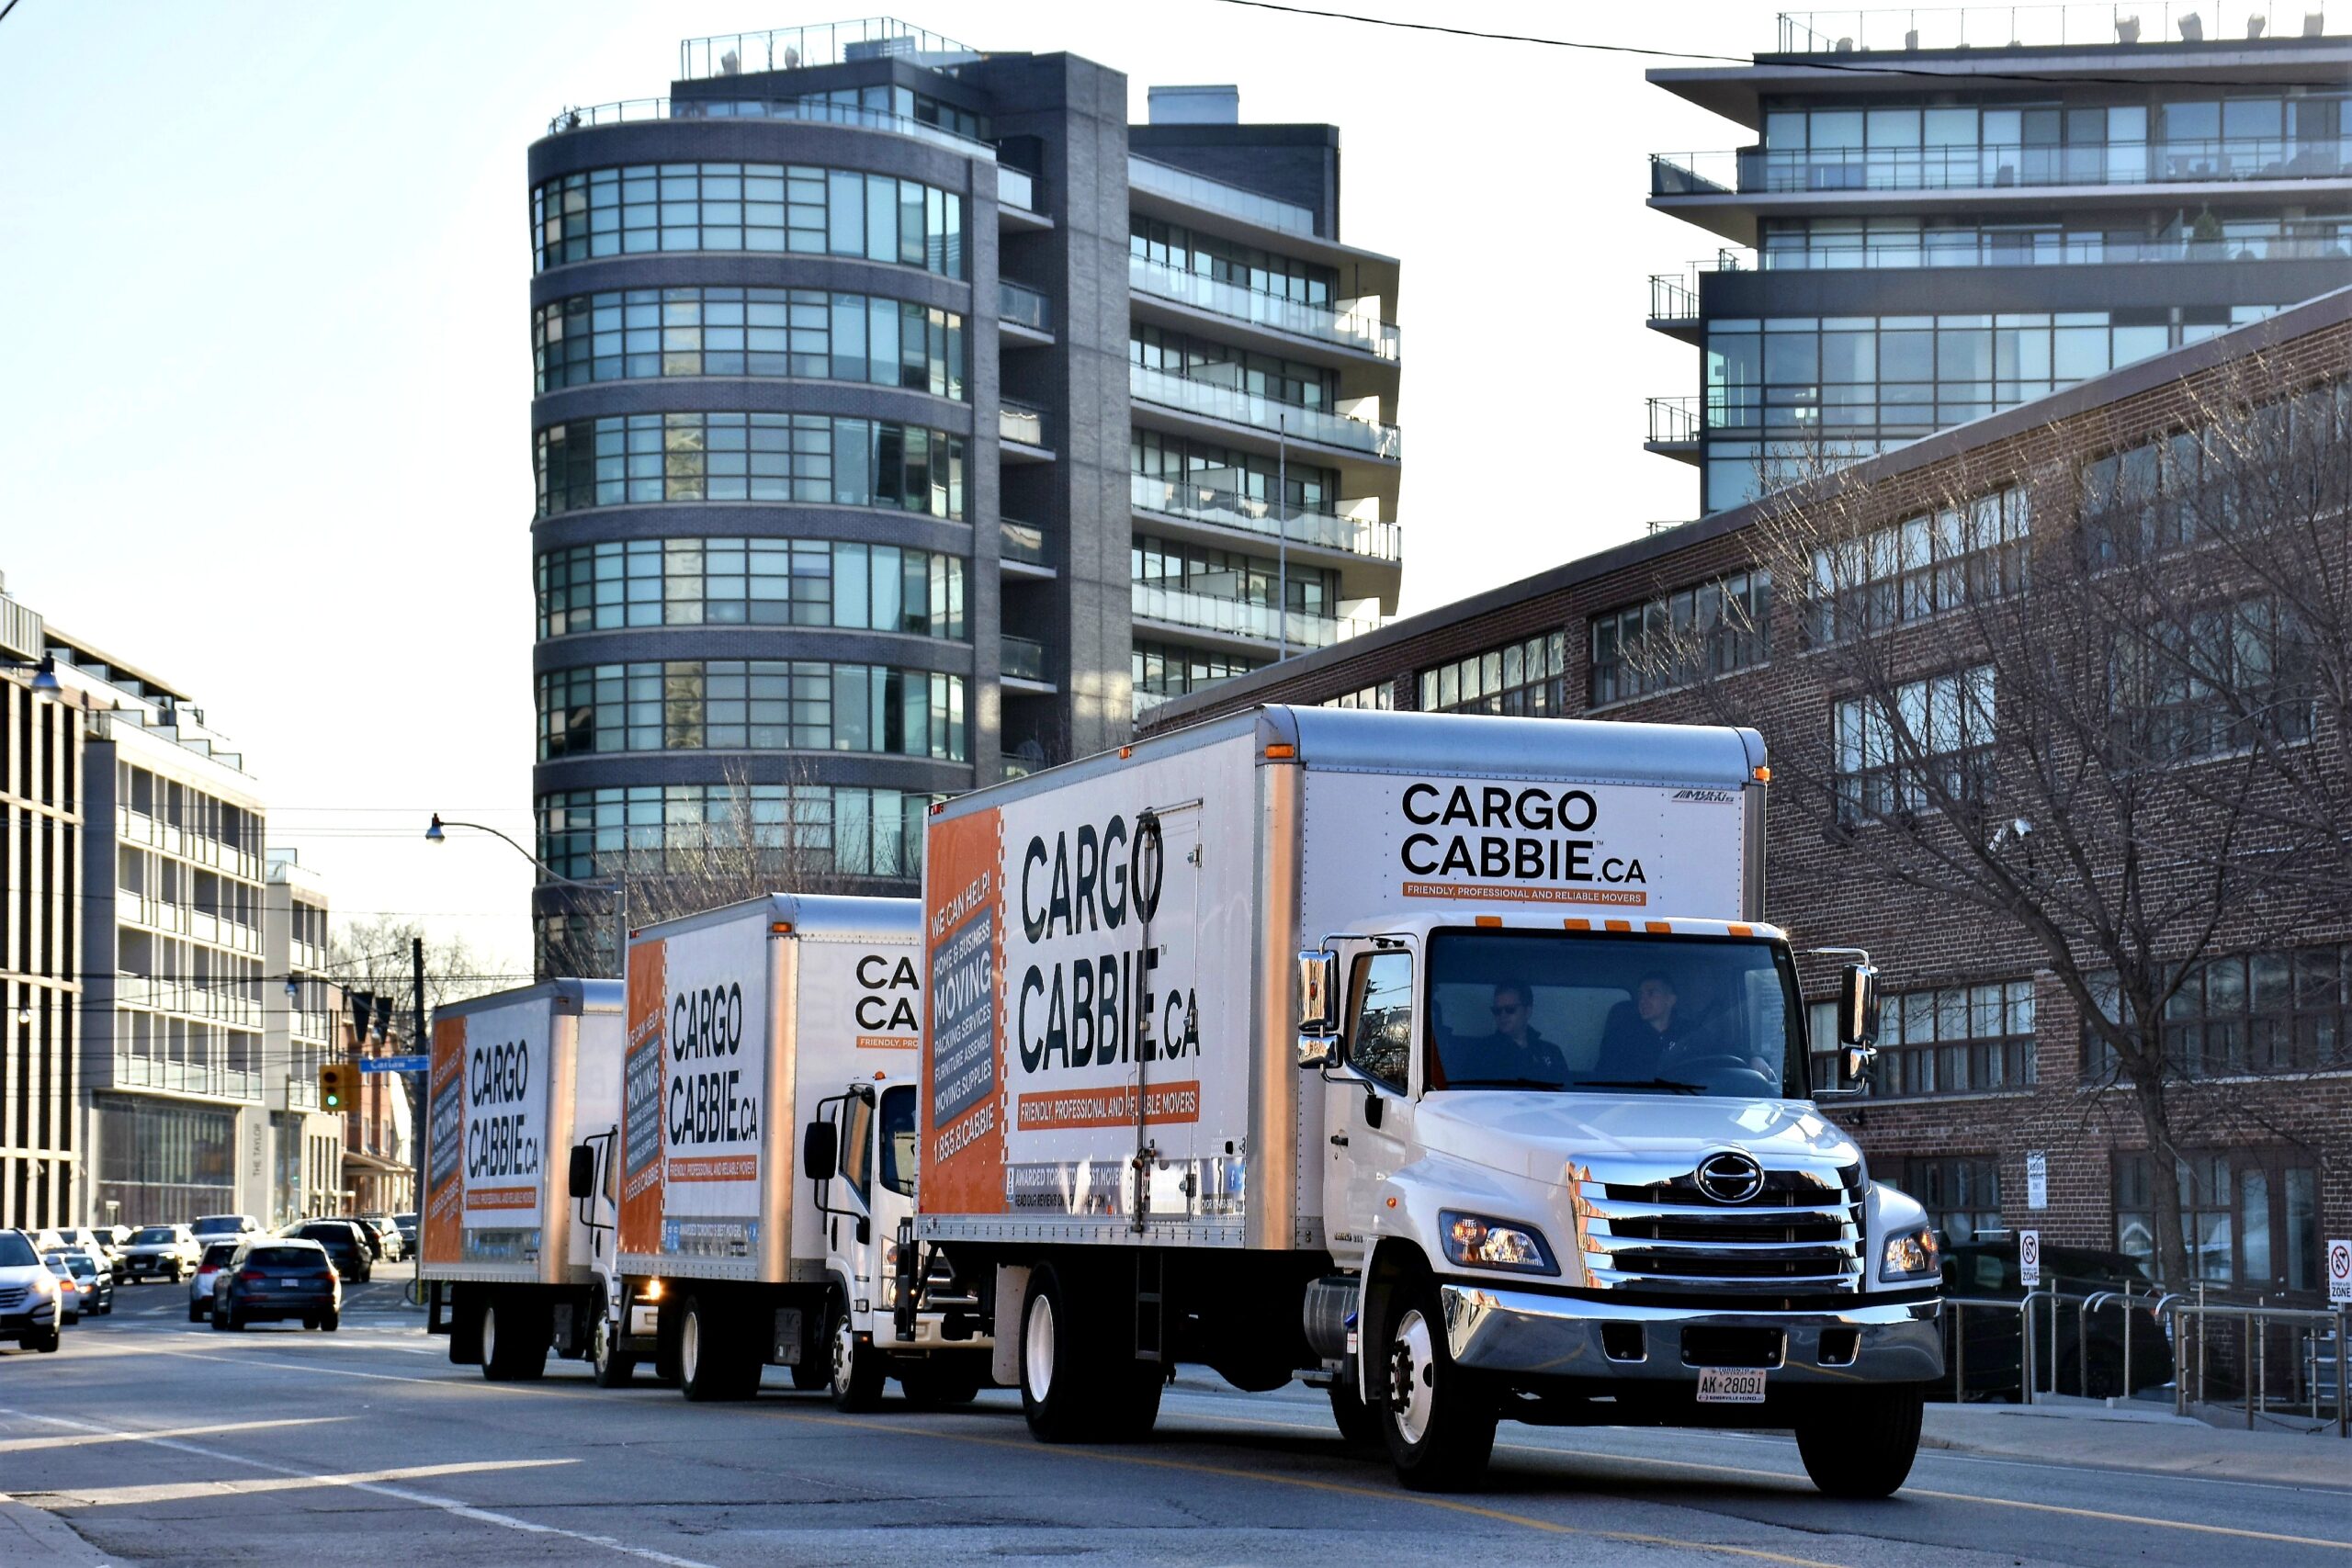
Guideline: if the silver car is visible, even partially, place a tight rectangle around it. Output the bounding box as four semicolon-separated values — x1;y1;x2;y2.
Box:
120;1224;201;1282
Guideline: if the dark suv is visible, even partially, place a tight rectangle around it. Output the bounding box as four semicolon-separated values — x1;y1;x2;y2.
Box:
1939;1239;2173;1399
281;1221;373;1283
211;1240;341;1331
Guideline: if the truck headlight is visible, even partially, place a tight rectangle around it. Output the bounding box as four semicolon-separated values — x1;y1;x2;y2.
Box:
1440;1212;1558;1276
1879;1225;1939;1281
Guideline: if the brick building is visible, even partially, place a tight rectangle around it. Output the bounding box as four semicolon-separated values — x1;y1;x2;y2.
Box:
1146;287;2352;1303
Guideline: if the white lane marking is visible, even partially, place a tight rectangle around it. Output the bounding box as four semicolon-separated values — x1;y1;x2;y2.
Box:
0;1417;349;1453
0;1411;718;1568
29;1458;576;1507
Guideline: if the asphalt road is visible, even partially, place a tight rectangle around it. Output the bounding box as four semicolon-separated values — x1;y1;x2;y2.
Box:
4;1269;2348;1568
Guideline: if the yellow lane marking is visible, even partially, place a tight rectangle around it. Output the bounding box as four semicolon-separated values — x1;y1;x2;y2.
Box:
0;1416;349;1453
1903;1487;2352;1551
30;1458;576;1508
764;1405;1859;1568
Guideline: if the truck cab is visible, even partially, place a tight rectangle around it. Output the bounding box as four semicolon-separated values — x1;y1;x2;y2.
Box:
1301;909;1942;1494
803;1071;989;1409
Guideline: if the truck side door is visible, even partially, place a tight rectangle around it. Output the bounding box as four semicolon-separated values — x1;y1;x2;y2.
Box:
828;1090;877;1296
1323;947;1417;1268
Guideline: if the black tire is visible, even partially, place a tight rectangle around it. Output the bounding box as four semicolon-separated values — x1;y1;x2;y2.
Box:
210;1303;228;1331
30;1326;61;1353
227;1309;246;1333
1796;1384;1925;1498
481;1293;548;1382
828;1297;887;1413
591;1303;636;1388
320;1309;340;1333
1371;1271;1496;1491
188;1303;204;1325
1329;1376;1383;1449
1017;1262;1162;1444
678;1294;757;1403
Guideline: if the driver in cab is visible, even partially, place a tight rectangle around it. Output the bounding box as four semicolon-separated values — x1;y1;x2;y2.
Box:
1441;982;1570;1086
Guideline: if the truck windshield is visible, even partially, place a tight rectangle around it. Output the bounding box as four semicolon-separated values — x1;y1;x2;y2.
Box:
878;1087;918;1199
1424;931;1808;1099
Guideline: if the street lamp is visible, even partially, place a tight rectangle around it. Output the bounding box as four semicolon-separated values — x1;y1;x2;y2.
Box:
2;653;62;695
426;814;629;979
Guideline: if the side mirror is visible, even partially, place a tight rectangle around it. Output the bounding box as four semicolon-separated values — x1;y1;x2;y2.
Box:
566;1144;595;1201
1837;963;1880;1046
801;1120;839;1182
1296;1034;1339;1070
1840;1043;1879;1088
1297;948;1339;1038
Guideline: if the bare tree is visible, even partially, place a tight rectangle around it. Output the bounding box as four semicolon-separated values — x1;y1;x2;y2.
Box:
327;917;518;1038
1651;344;2350;1287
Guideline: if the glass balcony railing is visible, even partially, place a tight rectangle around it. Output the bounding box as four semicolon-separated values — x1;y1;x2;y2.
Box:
1654;138;2352;197
546;96;996;161
1129;365;1399;460
998;166;1037;212
679;20;980;79
1779;4;2344;52
1001;634;1048;681
1001;518;1047;566
1128;156;1317;237
1647;396;1702;444
1757;231;2352;268
1000;402;1048;447
1129;474;1400;562
999;281;1050;332
1132;582;1377;649
1128;255;1398;359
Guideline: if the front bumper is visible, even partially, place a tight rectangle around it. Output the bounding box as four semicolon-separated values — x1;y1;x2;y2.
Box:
2;1301;60;1333
1440;1281;1943;1386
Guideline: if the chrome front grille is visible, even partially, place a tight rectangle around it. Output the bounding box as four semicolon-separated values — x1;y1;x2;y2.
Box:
1578;1167;1865;1296
0;1286;27;1311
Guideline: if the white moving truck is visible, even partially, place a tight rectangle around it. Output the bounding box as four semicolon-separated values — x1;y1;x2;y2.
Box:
594;895;989;1404
420;978;622;1381
918;706;1942;1495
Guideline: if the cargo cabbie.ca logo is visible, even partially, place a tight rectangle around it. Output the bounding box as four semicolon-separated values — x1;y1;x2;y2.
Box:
1396;781;1649;903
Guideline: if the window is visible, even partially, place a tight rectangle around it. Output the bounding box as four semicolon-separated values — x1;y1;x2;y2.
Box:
1589;570;1771;705
535;413;965;519
537;782;932;884
1129;217;1337;305
533;163;964;276
1131;640;1265;698
537;539;966;640
2115;1150;2324;1291
2108;597;2315;762
1832;666;1995;821
537;661;967;762
1131;536;1336;617
1323;684;1392;710
838;1091;875;1207
1128;326;1334;412
1419;632;1566;716
2085;946;2349;1081
1131;430;1337;515
1808;489;2028;643
1349;951;1415;1094
1887;1155;2004;1245
1811;980;2034;1099
536;288;965;399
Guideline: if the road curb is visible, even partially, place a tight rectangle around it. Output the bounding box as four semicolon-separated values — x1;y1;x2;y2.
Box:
0;1494;123;1564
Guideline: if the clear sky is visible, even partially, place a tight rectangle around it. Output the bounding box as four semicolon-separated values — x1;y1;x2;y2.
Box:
0;0;1773;974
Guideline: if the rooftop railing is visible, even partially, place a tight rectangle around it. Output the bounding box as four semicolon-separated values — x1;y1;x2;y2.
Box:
679;18;980;80
1654;137;2352;196
1777;4;2345;52
1129;365;1400;460
1128;155;1318;238
1130;474;1402;562
1129;255;1398;359
1132;583;1378;649
546;96;996;160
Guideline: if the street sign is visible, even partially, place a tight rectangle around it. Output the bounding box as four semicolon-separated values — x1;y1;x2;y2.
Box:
2329;1238;2351;1305
2019;1229;2041;1289
362;1054;430;1074
2026;1151;2048;1210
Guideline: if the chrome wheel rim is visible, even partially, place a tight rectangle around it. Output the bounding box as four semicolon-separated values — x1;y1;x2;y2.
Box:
1390;1307;1436;1446
593;1312;612;1370
833;1316;855;1392
1023;1292;1057;1403
681;1308;702;1385
481;1305;497;1366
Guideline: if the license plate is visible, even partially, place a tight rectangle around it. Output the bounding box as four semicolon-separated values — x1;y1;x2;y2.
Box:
1696;1367;1768;1404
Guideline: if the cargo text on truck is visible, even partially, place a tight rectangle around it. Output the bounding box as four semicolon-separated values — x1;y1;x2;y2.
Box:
915;706;1943;1496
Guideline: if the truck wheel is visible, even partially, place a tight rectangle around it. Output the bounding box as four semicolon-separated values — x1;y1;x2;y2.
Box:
1018;1263;1161;1443
1329;1376;1382;1449
678;1295;756;1402
829;1300;887;1412
591;1306;635;1388
1374;1273;1496;1491
481;1294;548;1382
1796;1385;1923;1498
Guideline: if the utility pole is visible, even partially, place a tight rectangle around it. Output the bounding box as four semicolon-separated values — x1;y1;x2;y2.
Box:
410;935;428;1209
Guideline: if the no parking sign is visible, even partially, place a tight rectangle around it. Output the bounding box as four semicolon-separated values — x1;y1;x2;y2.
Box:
2019;1229;2041;1289
2329;1238;2351;1305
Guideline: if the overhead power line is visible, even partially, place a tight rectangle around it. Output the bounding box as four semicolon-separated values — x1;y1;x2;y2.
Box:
1208;0;2350;89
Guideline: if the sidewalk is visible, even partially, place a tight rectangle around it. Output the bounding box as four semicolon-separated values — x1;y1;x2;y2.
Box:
1922;1397;2352;1487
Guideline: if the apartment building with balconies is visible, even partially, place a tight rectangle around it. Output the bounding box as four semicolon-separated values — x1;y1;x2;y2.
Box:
528;20;1403;946
263;852;344;1224
1645;3;2352;513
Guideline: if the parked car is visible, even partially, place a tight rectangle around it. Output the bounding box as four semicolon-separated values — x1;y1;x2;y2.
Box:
0;1230;63;1352
1939;1239;2174;1399
47;1251;113;1317
391;1212;418;1257
356;1216;403;1262
280;1221;372;1283
192;1214;262;1244
119;1224;202;1281
210;1239;341;1332
188;1241;240;1323
40;1254;84;1325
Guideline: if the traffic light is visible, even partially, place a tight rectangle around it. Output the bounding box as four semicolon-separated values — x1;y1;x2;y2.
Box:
320;1062;359;1111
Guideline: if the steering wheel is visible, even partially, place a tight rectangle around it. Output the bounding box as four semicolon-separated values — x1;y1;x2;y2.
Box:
1659;1052;1756;1078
